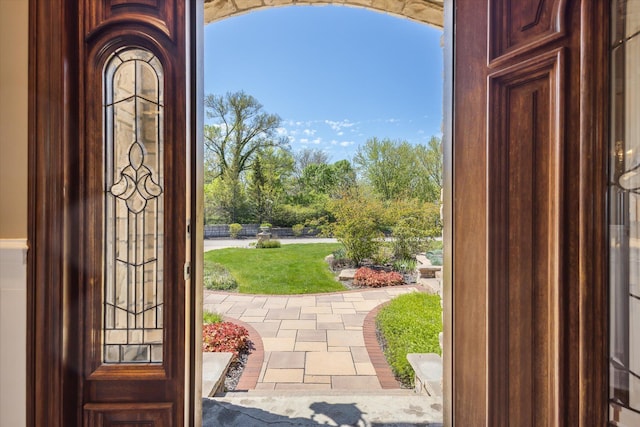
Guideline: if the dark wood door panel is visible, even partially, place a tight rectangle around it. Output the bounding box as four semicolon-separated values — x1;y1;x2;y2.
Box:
453;0;607;425
488;49;564;427
84;403;172;427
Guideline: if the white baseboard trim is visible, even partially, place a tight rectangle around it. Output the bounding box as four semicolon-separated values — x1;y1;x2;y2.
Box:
0;239;28;289
0;238;28;250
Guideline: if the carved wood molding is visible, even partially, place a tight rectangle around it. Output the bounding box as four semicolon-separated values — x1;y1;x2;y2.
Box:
84;0;179;42
489;0;568;65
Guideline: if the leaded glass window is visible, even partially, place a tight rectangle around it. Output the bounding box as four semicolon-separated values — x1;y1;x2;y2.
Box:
103;47;165;364
610;0;640;424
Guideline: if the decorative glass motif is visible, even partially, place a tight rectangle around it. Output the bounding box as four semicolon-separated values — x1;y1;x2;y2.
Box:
610;0;640;424
103;47;165;364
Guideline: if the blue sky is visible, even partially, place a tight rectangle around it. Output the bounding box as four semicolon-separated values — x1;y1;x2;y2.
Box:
204;6;443;162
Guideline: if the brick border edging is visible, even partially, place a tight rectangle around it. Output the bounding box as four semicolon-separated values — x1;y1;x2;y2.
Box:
222;316;264;390
363;301;403;389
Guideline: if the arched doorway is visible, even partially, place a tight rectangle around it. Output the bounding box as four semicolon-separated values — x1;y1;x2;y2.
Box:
204;0;444;28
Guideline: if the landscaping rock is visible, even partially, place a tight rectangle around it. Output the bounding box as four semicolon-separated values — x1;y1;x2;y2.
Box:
415;254;431;266
324;254;334;265
416;254;441;278
338;268;357;281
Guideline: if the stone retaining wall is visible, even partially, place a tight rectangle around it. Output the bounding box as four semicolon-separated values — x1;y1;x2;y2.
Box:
204;224;320;239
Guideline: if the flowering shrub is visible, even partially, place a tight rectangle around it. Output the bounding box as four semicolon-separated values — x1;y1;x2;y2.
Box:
354;267;404;288
203;260;238;291
202;322;250;362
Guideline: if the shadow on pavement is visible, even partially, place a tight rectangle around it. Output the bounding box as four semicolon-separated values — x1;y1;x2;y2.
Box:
202;398;442;427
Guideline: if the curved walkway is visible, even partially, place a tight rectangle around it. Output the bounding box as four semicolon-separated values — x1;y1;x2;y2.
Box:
203;286;421;391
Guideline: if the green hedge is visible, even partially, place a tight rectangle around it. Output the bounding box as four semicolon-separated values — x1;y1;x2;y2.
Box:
376;292;442;387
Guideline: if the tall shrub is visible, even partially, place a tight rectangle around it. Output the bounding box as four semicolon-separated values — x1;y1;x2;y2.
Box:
387;200;442;259
328;192;384;265
228;223;242;239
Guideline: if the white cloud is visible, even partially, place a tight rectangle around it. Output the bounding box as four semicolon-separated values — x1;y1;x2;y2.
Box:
303;129;316;136
311;138;322;145
300;138;309;144
337;131;344;136
325;119;357;132
339;141;354;147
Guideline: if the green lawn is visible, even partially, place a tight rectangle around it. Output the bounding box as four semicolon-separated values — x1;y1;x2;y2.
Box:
376;291;442;387
204;243;345;294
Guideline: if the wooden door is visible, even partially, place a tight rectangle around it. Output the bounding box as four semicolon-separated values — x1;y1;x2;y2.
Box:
29;0;194;426
450;0;608;425
80;2;192;426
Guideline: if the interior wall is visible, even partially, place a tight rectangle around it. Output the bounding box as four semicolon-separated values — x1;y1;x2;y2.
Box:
0;0;29;238
0;1;29;426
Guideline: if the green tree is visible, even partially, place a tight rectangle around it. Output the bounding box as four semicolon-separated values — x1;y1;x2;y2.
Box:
204;91;288;222
294;148;330;177
328;190;386;265
293;159;357;206
385;199;442;259
247;147;295;224
414;136;443;203
204;176;251;224
354;137;442;203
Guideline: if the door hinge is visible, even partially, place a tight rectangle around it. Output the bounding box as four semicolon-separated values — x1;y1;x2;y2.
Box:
184;261;191;281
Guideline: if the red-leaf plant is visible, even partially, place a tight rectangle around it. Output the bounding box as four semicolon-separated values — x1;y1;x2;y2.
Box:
202;321;250;363
353;267;404;288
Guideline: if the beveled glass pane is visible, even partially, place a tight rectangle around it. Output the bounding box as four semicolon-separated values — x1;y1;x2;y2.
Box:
129;329;143;344
610;1;640;420
137;61;158;100
113;61;136;103
104;56;121;106
106;330;127;344
118;49;154;63
144;329;163;343
612;0;640;45
148;56;164;103
631;375;640;412
103;47;164;364
105;346;120;363
625;37;640;165
137;98;160;149
151;345;163;363
121;344;150;363
625;0;640;38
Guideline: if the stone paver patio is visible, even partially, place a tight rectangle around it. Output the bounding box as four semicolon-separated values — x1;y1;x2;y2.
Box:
203;286;423;391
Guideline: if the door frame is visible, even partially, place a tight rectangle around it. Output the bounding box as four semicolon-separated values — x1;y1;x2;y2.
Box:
27;0;609;425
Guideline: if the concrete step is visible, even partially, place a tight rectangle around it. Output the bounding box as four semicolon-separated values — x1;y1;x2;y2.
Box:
406;353;443;397
221;388;419;397
202;352;233;397
203;391;444;426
